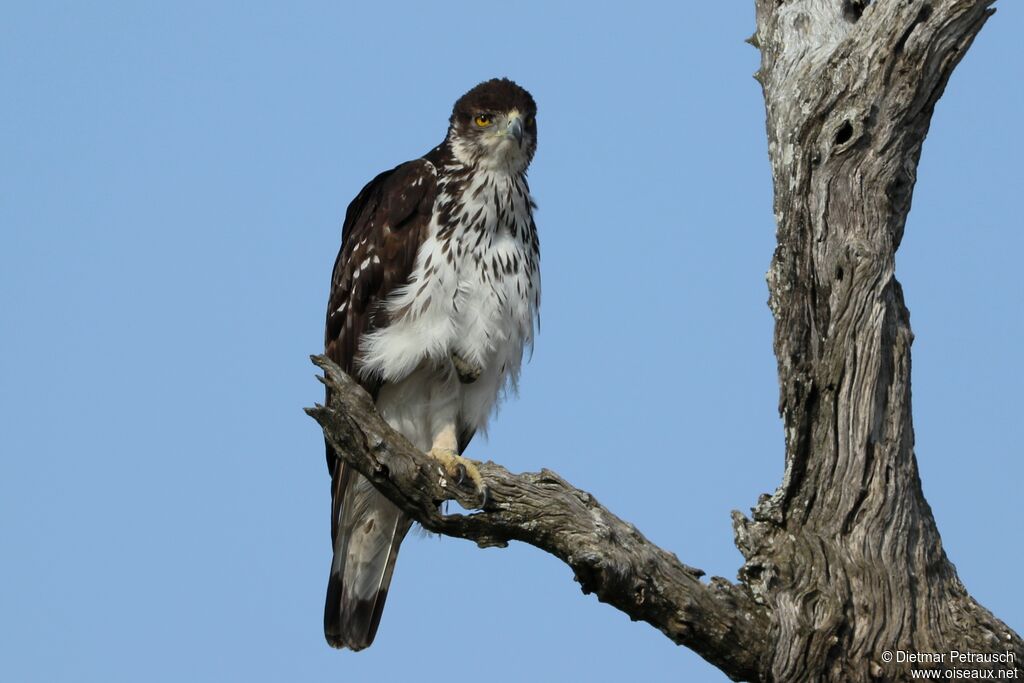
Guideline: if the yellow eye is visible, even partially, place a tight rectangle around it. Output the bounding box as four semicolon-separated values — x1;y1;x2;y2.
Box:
474;114;493;128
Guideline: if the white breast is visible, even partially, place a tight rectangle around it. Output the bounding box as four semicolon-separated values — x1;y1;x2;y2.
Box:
358;165;540;397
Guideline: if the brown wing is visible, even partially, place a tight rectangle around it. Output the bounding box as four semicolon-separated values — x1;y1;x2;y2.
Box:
323;159;437;650
325;159;438;404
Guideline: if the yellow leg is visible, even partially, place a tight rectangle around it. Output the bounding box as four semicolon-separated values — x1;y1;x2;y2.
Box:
429;425;487;504
431;424;459;453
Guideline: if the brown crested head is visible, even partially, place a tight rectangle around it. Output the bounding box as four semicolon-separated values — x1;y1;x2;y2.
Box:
447;78;537;172
451;78;537;125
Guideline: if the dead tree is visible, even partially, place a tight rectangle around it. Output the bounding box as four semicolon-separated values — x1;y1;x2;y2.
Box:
307;1;1021;680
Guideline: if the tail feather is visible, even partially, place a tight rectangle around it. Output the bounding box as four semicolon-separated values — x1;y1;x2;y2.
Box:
324;459;411;650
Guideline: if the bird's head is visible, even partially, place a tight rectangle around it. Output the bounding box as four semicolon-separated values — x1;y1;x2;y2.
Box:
448;78;537;173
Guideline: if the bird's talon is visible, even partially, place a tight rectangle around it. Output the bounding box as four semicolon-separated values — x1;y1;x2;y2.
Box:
428;447;487;506
450;352;483;384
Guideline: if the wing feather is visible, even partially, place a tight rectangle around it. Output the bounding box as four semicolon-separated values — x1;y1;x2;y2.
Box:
325;159;438;400
323;158;436;650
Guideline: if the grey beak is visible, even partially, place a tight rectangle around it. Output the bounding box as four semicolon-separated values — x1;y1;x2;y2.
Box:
507;116;524;145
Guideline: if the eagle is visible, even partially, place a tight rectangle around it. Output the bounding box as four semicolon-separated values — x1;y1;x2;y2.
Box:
322;78;540;650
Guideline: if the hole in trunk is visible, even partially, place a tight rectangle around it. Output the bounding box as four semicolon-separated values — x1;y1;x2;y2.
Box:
842;0;870;23
834;121;854;145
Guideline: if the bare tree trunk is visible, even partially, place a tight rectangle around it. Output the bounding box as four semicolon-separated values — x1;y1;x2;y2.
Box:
738;0;1021;679
308;1;1022;680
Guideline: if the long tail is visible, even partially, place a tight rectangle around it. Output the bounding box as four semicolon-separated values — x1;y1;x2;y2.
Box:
324;458;411;650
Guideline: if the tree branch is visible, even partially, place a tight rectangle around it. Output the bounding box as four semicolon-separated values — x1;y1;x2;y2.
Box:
306;354;770;682
307;2;1021;679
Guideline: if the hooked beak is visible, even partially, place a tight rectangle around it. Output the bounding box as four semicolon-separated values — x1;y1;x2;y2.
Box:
506;115;524;145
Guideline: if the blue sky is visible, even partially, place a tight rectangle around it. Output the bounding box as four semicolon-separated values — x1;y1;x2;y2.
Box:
1;2;1020;681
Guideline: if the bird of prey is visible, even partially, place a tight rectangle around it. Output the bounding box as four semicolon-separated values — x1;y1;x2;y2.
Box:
322;78;540;650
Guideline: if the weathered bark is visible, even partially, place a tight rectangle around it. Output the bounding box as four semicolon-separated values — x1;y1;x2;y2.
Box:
307;355;770;681
738;0;1021;680
308;1;1021;680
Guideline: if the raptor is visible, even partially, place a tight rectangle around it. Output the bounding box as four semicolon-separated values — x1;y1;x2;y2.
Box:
322;78;540;650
